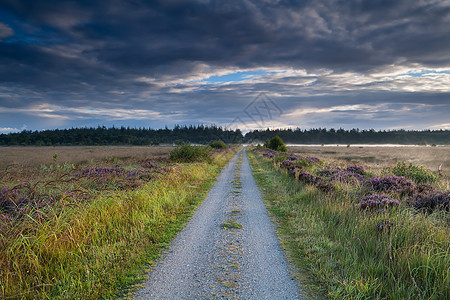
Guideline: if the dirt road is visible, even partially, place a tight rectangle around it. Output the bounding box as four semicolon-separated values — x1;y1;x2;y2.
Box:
135;149;304;299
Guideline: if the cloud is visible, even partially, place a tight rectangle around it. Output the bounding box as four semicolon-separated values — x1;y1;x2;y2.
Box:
0;127;20;133
0;22;14;40
0;0;449;131
430;123;450;130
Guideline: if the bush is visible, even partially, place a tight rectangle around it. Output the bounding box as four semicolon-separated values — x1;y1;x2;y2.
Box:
265;136;288;152
209;140;228;149
392;161;437;184
169;144;212;163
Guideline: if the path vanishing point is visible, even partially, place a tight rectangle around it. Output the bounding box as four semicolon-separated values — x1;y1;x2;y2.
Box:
135;148;305;299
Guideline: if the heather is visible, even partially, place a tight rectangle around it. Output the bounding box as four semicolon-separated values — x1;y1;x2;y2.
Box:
0;146;236;298
256;148;449;213
250;148;449;299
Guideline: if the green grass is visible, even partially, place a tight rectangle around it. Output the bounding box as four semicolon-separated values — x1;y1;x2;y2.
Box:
247;151;449;299
220;221;243;230
0;150;236;299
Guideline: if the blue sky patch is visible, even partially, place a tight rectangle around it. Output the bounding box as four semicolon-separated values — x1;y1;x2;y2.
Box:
202;70;274;84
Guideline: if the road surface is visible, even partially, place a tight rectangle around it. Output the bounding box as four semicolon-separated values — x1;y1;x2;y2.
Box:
135;148;304;299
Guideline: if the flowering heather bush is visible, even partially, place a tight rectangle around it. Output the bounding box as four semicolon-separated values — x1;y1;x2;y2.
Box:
317;166;340;177
78;167;124;177
296;156;321;166
330;169;365;183
256;149;449;213
256;148;278;159
306;157;321;164
367;175;414;194
358;194;400;210
281;159;296;170
262;152;276;159
288;168;298;177
409;190;450;212
0;185;49;218
315;180;336;193
126;169;152;180
297;172;320;185
0;187;21;209
346;165;365;175
141;159;158;169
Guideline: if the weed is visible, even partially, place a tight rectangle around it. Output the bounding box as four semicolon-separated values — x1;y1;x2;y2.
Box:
221;222;243;229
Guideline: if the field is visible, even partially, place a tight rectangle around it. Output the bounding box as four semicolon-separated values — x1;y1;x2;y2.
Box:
289;145;450;178
0;146;174;169
0;145;235;299
1;144;448;298
249;146;449;299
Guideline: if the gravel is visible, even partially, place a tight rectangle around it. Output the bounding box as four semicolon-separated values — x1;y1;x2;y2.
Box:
134;148;305;299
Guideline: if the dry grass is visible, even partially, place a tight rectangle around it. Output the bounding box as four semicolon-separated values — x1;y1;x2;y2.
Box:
0;146;174;168
289;146;450;179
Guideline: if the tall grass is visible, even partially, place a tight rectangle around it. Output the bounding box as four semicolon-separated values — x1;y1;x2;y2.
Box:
248;151;449;299
0;150;235;299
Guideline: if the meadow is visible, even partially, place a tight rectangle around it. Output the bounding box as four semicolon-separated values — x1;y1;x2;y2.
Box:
249;146;449;299
0;145;235;299
0;146;174;169
289;145;450;181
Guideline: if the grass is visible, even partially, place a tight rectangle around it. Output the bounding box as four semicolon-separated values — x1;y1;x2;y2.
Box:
220;221;243;229
0;147;236;299
248;150;449;299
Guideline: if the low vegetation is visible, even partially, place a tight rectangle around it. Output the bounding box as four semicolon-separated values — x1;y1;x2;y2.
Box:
264;135;288;152
392;161;438;184
169;143;213;163
209;140;228;149
249;148;449;299
0;145;236;299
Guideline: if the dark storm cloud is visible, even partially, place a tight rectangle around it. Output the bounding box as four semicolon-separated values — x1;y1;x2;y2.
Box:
0;0;450;131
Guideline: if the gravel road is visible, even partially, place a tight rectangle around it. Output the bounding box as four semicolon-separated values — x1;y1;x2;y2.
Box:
135;148;305;299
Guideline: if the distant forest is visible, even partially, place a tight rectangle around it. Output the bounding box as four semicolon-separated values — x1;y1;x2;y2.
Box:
0;126;449;146
0;125;243;146
245;128;450;145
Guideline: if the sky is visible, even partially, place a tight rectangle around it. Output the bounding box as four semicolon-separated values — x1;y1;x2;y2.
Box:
0;0;450;133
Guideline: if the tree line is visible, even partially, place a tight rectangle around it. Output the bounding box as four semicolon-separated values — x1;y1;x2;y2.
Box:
0;125;243;146
244;128;450;145
0;126;448;146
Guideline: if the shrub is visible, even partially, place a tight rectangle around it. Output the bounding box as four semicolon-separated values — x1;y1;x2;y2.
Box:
209;140;228;149
169;144;212;163
265;136;288;152
329;169;365;183
392;161;437;184
367;175;414;194
358;194;400;210
409;190;450;212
